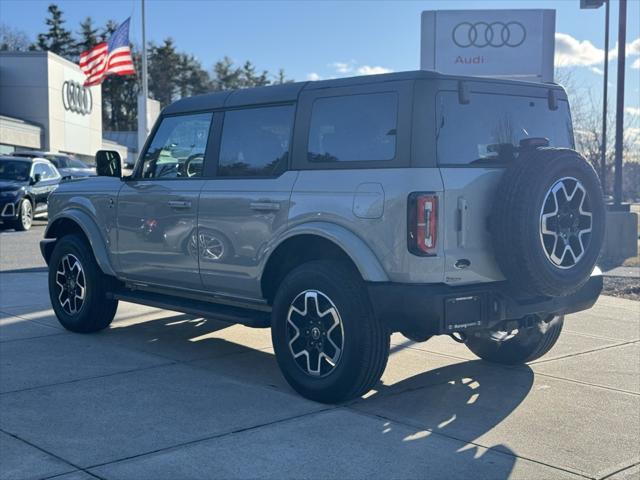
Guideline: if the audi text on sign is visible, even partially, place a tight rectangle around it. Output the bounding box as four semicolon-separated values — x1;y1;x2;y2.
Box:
61;80;93;115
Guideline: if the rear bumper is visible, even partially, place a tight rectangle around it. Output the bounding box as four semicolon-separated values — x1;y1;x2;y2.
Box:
367;268;603;336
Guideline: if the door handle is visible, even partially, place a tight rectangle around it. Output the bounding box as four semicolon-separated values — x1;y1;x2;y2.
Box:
250;201;280;212
167;200;192;209
457;197;468;248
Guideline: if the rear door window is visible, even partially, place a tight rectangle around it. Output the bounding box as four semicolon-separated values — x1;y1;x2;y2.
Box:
436;92;574;165
307;92;398;163
218;105;294;177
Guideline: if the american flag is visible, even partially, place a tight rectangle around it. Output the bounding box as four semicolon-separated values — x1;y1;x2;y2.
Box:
79;18;135;86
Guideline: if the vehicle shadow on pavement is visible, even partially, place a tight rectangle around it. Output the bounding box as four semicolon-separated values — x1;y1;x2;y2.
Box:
358;360;534;478
97;312;531;477
0;304;534;477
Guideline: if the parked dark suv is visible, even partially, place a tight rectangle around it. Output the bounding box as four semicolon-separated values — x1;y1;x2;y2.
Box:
0;156;61;231
41;71;605;403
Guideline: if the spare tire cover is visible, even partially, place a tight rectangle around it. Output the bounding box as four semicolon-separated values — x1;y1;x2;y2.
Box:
490;148;605;298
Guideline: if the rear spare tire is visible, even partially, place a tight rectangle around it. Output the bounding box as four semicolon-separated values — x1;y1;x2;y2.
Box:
491;148;604;297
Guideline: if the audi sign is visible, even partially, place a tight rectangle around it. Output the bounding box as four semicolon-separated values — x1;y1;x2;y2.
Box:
62;80;93;115
421;9;556;83
452;21;527;48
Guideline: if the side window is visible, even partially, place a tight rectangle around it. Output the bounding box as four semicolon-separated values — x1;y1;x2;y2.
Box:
139;112;213;179
218;105;294;177
33;163;50;179
33;164;43;177
42;164;58;179
308;92;398;163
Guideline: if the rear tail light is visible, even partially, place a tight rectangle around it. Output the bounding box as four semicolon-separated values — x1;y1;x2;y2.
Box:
408;193;438;256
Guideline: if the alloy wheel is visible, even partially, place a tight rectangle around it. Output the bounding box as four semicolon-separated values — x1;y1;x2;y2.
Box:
540;177;593;269
286;290;344;377
55;253;86;315
20;200;32;230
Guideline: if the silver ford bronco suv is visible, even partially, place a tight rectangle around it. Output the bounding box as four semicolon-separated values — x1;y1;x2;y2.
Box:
41;71;605;403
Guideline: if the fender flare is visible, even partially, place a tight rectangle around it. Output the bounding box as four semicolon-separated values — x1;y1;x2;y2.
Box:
45;209;117;277
262;221;389;282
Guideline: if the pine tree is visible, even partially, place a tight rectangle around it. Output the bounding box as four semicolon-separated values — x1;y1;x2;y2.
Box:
34;4;74;59
176;54;211;98
240;61;269;88
75;17;99;57
147;39;181;106
211;56;241;91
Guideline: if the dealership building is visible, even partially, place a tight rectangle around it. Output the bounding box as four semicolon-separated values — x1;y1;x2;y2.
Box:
0;51;132;163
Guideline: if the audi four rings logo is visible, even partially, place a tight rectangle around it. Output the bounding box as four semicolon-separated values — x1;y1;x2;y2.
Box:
452;21;527;48
62;80;93;115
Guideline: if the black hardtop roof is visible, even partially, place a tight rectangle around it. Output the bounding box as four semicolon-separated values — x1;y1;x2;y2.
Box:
163;70;564;115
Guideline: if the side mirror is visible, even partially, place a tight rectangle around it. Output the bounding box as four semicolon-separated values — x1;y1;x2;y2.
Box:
95;150;122;178
30;173;42;185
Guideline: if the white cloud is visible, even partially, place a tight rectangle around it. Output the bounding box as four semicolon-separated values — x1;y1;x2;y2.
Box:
330;62;352;74
356;65;393;75
589;66;604;75
307;72;321;81
325;61;393;77
555;33;605;67
632;57;640;70
625;107;640;116
555;34;640;68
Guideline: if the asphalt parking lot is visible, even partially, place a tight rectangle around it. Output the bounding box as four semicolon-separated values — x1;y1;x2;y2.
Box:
0;220;48;273
0;226;639;480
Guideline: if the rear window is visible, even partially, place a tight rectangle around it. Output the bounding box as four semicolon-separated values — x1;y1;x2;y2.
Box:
436;92;574;165
308;92;397;163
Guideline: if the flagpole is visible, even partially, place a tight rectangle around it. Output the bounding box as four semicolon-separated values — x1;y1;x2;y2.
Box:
141;0;149;140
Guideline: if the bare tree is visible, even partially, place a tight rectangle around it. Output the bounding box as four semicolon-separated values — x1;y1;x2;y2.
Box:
0;23;31;51
555;68;639;200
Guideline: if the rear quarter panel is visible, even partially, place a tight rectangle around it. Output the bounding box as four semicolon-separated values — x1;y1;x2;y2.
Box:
289;168;445;283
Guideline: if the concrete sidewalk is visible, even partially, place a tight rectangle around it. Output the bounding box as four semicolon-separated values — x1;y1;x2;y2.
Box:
1;270;639;480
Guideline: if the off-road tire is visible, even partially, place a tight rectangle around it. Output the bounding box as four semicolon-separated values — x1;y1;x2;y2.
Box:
11;198;33;231
48;234;118;333
491;148;605;298
271;260;390;403
465;315;564;365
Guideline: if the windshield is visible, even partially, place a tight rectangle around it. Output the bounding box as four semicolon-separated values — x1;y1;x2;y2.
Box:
46;155;87;169
436;92;574;165
0;160;30;181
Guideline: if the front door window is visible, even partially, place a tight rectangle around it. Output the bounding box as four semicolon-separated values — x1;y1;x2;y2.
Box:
139;112;213;179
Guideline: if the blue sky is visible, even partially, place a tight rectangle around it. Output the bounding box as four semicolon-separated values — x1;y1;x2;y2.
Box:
1;0;639;115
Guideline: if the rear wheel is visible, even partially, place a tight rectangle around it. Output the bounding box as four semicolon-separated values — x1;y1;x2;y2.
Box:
271;260;390;403
465;315;564;365
11;199;33;231
48;234;118;333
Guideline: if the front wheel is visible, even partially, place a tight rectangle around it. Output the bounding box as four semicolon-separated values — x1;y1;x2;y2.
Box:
271;261;390;403
464;315;564;365
11;199;33;231
48;234;118;333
